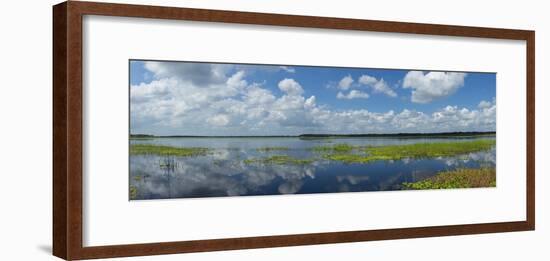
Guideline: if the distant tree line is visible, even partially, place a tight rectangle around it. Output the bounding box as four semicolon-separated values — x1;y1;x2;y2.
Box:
130;131;496;138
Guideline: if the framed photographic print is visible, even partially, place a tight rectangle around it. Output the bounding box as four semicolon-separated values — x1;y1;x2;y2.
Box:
53;1;535;260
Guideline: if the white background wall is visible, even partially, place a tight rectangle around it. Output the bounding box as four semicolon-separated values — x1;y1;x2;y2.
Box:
0;0;547;260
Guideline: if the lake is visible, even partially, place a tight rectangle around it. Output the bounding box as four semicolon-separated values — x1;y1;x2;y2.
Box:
129;136;496;200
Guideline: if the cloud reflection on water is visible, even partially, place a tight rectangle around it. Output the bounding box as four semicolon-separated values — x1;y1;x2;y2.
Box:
130;146;496;200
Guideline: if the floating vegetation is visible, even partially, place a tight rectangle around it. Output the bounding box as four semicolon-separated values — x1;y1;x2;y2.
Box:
133;175;142;182
244;155;315;165
365;140;495;159
130;144;211;157
402;168;496;189
321;139;495;164
256;146;290;152
129;185;138;200
323;154;393;163
312;143;356;153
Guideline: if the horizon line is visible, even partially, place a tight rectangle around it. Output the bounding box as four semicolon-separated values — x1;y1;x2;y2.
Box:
130;131;496;138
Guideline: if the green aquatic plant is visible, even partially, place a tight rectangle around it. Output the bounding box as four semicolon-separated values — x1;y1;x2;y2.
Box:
312;143;355;153
323;153;394;163
402;168;496;190
244;155;315;165
130;144;210;157
256;146;290;152
365;139;495;159
321;139;495;164
129;186;138;200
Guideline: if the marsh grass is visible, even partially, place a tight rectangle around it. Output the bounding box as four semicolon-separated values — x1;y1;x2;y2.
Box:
244;155;314;165
159;158;180;170
130;144;210;157
321;139;495;164
402;168;496;189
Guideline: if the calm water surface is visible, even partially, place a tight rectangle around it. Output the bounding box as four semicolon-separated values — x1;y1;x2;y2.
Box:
129;136;496;200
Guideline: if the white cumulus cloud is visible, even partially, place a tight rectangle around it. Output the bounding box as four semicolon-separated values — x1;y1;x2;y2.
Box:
304;96;316;109
279;66;296;73
338;75;354;90
403;71;467;103
144;61;230;85
226;70;247;89
337;90;370;100
358;74;396;97
358;75;377;85
478;100;492;109
131;62;494;136
371;78;397;97
207;114;230;126
278;78;304;96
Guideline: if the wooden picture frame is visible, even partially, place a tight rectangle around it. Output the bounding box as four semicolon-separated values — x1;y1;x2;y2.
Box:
53;1;535;260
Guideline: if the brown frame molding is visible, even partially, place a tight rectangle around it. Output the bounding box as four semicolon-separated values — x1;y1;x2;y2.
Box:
53;1;535;260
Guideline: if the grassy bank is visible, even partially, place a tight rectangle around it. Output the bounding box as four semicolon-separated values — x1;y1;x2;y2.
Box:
130;144;210;157
244;155;314;165
402;168;496;189
319;139;495;164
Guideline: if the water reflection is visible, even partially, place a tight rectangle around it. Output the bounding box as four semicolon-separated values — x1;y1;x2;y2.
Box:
129;138;496;200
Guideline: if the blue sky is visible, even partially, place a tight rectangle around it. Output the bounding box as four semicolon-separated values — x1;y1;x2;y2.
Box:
130;60;496;136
